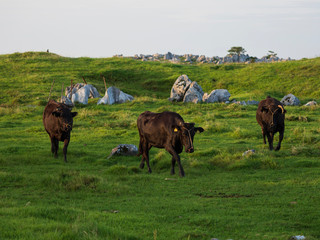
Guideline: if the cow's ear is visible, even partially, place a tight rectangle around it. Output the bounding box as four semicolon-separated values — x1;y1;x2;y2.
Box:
72;112;78;118
52;111;61;117
184;122;195;129
195;127;204;133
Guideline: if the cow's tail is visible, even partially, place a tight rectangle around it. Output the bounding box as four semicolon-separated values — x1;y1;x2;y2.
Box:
137;139;143;157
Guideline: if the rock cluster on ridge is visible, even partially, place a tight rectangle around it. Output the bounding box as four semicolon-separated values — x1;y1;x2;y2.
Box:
114;52;293;64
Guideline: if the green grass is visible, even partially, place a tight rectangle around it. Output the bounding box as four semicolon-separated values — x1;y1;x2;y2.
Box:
1;52;320;240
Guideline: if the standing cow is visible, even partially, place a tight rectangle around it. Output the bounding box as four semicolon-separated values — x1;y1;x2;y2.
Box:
256;96;286;151
43;100;78;162
137;111;204;177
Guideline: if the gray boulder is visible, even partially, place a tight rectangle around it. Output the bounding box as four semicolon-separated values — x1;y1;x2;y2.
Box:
203;89;231;103
169;75;192;102
164;52;173;60
233;101;247;105
281;94;300;106
66;83;100;100
108;144;138;159
87;84;101;98
183;81;204;103
65;83;84;98
247;100;260;105
97;86;134;105
71;84;91;104
61;96;73;107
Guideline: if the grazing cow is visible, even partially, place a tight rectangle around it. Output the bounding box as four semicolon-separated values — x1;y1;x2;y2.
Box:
43;100;78;162
137;111;204;177
256;96;286;151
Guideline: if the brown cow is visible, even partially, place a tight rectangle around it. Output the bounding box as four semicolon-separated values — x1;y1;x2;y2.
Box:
137;111;204;177
43;100;78;162
256;96;286;151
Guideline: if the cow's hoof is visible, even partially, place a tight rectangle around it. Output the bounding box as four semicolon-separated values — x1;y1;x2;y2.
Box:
148;169;152;174
139;163;145;169
170;170;175;175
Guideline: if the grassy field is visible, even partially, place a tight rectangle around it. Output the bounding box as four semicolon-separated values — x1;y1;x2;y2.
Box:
1;52;320;240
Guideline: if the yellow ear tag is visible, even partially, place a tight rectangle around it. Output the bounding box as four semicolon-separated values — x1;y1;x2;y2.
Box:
174;128;178;132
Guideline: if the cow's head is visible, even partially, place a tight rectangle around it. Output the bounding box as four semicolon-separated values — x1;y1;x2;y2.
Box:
52;107;78;132
174;122;204;153
261;104;286;127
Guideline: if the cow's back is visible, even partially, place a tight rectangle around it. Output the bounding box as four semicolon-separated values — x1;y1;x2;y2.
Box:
137;111;184;133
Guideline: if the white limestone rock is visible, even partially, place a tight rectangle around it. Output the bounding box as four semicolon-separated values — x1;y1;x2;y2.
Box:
97;86;134;105
71;84;91;104
281;94;300;106
304;101;317;106
183;81;204;103
169;75;192;102
203;89;231;103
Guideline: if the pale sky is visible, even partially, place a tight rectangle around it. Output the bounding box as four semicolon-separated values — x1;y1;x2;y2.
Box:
1;0;319;59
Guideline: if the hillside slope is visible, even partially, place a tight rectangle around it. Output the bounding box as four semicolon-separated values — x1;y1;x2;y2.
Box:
0;52;319;106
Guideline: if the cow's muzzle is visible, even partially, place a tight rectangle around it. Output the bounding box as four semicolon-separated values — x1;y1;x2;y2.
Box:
64;123;72;131
186;147;194;153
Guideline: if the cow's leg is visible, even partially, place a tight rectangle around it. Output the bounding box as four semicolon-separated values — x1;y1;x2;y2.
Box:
50;137;55;155
262;128;267;144
167;147;184;177
53;138;59;158
144;144;152;173
171;157;176;175
139;139;145;169
266;132;274;150
63;138;69;162
275;130;284;151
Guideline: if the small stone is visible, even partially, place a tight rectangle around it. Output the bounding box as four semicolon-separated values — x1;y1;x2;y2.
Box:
242;149;255;156
304;101;317;106
108;144;138;159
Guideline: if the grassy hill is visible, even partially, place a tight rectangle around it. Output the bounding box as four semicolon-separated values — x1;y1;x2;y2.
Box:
1;52;320;240
1;51;320;106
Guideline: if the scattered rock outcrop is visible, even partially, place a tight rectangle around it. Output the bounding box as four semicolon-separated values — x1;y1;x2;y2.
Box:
168;75;260;105
114;51;293;64
97;86;134;105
